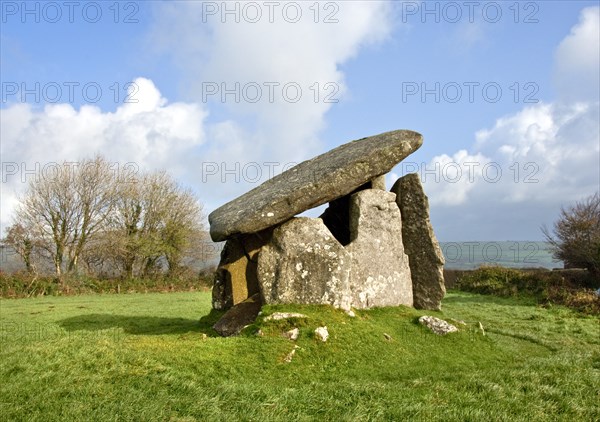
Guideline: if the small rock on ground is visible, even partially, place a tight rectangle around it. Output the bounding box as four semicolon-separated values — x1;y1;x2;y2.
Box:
315;326;329;342
284;345;300;363
283;328;300;341
418;316;458;335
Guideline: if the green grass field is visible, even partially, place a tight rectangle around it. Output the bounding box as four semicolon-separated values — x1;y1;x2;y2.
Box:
1;291;598;421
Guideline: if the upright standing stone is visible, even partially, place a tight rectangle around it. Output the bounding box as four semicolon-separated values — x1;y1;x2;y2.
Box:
209;130;423;241
212;229;273;310
257;218;352;310
392;173;446;310
346;189;413;308
319;178;388;245
370;175;387;190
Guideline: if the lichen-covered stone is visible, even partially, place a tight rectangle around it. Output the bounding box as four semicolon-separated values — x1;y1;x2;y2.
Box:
257;217;352;310
319;178;386;246
283;328;300;341
209;130;423;241
392;174;446;310
346;189;413;308
263;312;308;322
212;230;272;310
418;316;458;335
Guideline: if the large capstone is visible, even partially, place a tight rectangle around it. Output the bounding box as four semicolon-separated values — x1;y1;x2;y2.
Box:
392;173;446;310
257;217;352;311
209;130;423;241
346;189;413;308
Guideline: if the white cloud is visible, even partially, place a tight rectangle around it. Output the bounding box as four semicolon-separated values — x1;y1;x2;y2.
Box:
148;1;394;162
554;6;600;102
1;77;207;231
1;3;395;233
421;7;600;240
2;77;206;168
423;150;491;206
427;7;600;209
143;0;396;215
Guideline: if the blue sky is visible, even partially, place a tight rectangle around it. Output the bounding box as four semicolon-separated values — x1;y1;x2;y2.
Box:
1;0;599;241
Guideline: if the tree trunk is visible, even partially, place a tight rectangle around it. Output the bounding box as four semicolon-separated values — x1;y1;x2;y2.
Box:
54;242;64;282
166;254;181;277
23;241;34;274
68;254;79;274
54;259;62;278
124;259;134;280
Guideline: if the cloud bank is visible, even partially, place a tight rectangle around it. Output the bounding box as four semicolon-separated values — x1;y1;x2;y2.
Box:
420;6;600;240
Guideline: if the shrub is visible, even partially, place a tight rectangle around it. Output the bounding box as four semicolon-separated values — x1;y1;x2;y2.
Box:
0;269;213;298
454;266;600;315
542;193;600;277
454;266;525;297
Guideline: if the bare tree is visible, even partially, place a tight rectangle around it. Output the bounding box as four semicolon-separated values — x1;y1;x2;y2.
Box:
7;156;206;281
542;193;600;276
14;156;117;278
163;198;205;275
107;174;144;279
3;222;38;274
108;170;205;279
66;156;118;272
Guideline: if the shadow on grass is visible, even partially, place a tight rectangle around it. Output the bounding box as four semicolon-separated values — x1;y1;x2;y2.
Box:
58;309;225;336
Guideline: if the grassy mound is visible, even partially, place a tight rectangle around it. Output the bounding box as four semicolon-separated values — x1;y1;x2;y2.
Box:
1;291;598;421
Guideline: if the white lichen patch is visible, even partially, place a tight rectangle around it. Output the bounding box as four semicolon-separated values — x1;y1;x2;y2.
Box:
264;312;308;321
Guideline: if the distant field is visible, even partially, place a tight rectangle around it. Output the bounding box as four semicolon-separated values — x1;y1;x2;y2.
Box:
440;241;563;270
1;291;598;421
